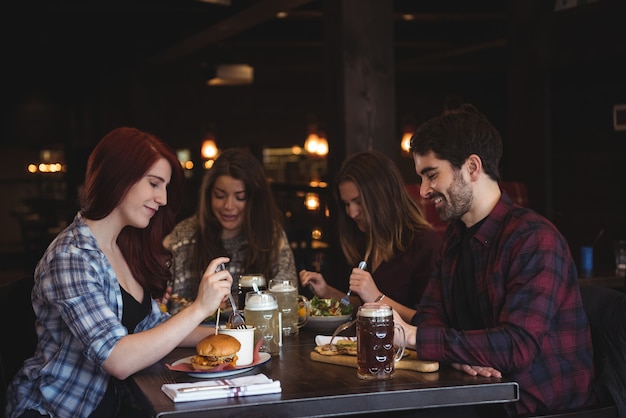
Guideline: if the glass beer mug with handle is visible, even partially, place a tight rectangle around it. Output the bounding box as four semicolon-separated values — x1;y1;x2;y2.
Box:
244;291;280;355
238;274;267;310
268;278;310;336
356;303;406;380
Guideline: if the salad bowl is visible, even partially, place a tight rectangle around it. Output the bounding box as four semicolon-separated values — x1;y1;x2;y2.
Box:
305;296;354;333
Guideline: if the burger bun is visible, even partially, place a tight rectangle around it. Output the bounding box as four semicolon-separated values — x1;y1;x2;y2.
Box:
190;334;241;371
196;334;241;356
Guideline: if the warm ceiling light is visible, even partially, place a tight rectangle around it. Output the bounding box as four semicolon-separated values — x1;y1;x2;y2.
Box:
207;64;254;86
304;119;329;157
304;126;328;157
201;139;218;159
304;133;320;154
315;136;328;156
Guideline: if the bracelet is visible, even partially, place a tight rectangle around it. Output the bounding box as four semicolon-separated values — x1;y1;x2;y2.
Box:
374;293;385;302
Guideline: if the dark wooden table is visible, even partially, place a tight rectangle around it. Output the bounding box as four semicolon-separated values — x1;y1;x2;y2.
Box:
129;328;519;417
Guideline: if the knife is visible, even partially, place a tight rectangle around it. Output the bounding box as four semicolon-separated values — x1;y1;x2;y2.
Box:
177;381;272;393
178;385;235;393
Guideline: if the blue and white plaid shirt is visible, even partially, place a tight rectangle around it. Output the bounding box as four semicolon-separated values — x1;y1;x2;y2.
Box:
5;212;170;418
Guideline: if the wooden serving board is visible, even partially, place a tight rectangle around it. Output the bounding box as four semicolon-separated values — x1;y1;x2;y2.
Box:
310;349;439;373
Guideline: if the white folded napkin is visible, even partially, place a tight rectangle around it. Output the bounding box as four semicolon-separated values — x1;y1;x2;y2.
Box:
161;373;281;403
315;335;357;346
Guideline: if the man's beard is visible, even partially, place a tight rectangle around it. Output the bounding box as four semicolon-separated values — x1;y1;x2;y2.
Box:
436;170;472;222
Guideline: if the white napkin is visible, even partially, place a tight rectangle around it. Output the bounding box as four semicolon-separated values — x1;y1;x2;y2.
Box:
315;335;357;346
161;373;281;403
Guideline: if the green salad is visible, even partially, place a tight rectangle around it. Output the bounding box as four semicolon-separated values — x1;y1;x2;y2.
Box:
310;296;353;316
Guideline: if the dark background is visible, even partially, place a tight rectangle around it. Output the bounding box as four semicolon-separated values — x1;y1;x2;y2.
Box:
1;0;625;278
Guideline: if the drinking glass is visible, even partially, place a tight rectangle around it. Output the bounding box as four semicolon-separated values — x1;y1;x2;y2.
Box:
237;274;266;310
244;291;280;355
580;246;594;278
356;303;405;380
268;278;310;336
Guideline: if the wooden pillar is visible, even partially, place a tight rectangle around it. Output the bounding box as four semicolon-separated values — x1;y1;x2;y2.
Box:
322;0;396;284
323;0;396;182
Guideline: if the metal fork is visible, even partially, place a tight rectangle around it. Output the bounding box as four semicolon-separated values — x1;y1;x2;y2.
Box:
340;261;367;306
216;263;247;329
323;318;357;351
227;293;247;329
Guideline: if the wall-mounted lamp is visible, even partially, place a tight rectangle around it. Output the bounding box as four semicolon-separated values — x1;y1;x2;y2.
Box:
400;123;415;154
201;139;218;159
201;135;219;169
304;125;329;157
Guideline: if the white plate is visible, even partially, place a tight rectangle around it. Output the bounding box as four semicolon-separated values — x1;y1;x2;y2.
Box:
171;352;271;378
315;335;357;346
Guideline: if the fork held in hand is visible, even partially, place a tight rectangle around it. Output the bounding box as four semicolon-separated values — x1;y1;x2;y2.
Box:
340;261;367;306
228;294;247;329
216;263;247;329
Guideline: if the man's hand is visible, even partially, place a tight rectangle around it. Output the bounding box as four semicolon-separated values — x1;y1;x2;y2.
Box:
451;363;502;378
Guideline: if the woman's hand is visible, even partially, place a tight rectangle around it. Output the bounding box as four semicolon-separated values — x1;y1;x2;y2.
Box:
299;269;329;298
348;268;379;302
195;257;233;317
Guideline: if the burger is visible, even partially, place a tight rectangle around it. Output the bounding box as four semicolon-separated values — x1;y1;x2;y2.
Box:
190;334;241;370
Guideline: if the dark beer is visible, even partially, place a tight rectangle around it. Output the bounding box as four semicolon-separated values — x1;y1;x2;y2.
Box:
356;304;403;380
237;274;267;309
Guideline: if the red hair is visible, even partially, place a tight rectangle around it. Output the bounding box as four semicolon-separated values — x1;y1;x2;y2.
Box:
81;127;184;298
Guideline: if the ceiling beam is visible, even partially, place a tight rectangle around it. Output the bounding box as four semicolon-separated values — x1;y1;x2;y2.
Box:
400;38;508;66
150;0;315;65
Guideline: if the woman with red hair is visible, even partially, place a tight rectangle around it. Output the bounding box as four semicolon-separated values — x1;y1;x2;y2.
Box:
5;127;233;418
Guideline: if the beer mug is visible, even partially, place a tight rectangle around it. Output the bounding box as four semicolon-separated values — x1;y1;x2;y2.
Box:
237;274;267;310
268;278;310;336
244;291;280;355
356;303;405;380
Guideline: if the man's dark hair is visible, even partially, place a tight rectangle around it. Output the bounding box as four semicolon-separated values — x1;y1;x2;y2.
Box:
410;103;503;181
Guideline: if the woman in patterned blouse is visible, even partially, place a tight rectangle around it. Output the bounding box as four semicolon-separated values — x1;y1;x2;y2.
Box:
164;147;296;314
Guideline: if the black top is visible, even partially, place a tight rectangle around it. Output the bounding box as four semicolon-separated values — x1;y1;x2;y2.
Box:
120;286;151;334
452;219;486;330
